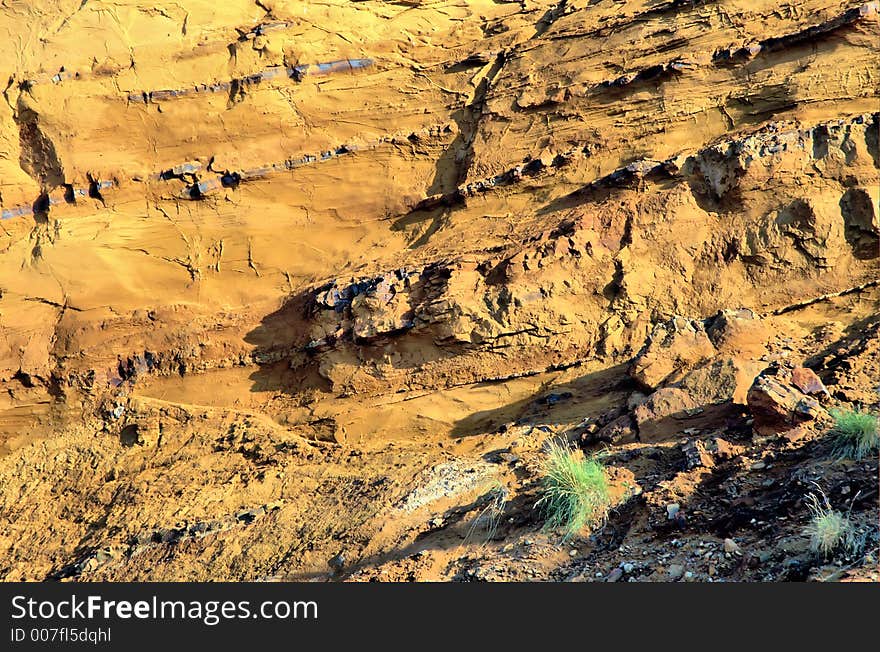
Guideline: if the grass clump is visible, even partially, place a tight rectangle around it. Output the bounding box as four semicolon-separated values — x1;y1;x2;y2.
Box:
804;488;862;559
466;483;508;546
829;407;879;460
536;440;610;540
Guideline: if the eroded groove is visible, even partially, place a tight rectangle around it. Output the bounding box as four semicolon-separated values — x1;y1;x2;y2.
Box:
767;279;880;316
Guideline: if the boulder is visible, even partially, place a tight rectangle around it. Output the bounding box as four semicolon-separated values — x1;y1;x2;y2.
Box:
677;356;765;405
704;308;770;358
746;375;828;434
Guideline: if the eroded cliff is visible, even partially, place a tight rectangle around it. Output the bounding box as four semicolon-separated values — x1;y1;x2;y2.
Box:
0;0;877;582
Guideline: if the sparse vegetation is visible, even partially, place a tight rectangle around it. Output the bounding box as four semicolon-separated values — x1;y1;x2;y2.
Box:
466;483;508;546
829;407;879;460
536;440;610;540
804;488;862;559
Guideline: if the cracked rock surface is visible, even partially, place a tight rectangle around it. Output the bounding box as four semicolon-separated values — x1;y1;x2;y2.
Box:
0;0;877;582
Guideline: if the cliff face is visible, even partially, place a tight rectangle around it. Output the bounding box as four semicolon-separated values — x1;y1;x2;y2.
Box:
0;1;877;582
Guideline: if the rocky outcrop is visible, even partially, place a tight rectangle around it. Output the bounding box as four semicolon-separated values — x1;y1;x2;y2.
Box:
628;310;768;405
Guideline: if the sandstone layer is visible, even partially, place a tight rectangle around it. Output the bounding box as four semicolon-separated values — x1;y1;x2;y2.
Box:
0;0;877;582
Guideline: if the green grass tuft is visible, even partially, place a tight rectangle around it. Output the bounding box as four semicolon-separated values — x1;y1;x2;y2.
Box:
536;440;610;540
829;407;879;460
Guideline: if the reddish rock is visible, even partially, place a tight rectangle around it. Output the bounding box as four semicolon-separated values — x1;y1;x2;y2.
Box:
746;375;828;434
790;366;829;397
781;425;810;443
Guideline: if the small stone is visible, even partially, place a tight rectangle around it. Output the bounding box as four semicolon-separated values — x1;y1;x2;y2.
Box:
667;564;685;580
723;538;741;555
750;460;766;470
622;562;635;574
569;549;578;557
327;552;346;573
606;568;623;582
666;503;680;520
781;425;809;443
684;571;694;580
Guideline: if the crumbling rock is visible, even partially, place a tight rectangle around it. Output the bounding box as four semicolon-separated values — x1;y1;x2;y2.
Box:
682;439;715;470
629;317;718;391
586;413;637;446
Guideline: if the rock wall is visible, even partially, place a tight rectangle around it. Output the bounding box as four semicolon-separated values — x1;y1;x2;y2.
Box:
0;0;877;581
